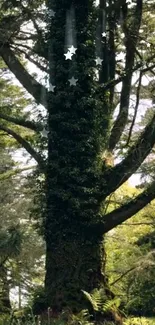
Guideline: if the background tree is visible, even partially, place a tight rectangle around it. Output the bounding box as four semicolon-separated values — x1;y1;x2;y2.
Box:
0;146;45;312
0;55;45;312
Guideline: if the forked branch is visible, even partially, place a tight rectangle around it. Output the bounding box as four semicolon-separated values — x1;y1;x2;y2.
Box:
100;112;155;200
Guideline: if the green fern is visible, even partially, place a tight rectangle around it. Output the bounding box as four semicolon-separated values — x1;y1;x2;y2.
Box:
70;309;94;325
82;288;121;314
81;290;99;311
102;297;121;313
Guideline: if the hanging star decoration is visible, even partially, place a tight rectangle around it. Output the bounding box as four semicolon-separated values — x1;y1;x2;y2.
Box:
49;83;56;92
69;76;78;86
68;45;77;55
102;32;106;38
64;51;73;60
48;9;55;18
41;128;48;138
95;57;103;66
126;0;133;7
66;102;71;108
64;45;77;60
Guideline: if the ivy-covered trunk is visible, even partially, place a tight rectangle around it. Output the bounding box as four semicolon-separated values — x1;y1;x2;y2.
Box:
45;0;113;316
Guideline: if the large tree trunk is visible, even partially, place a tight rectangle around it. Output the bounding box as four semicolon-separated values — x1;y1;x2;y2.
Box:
45;234;106;311
44;1;121;323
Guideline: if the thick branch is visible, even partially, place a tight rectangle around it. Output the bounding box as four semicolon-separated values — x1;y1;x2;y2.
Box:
95;180;155;234
0;113;42;131
0;45;47;107
0;124;45;169
108;0;142;151
100;113;155;200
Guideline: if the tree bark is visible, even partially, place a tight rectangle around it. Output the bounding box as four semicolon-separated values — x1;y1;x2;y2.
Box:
45;235;106;312
44;3;122;324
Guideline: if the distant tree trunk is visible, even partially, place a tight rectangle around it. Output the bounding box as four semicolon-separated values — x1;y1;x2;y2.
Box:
18;284;22;309
0;266;11;312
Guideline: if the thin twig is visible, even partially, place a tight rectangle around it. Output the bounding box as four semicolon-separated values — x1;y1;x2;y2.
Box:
110;266;138;286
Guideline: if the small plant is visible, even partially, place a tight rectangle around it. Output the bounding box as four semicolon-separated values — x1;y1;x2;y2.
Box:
123;316;153;325
0;314;10;325
70;309;94;325
82;288;121;314
0;308;37;325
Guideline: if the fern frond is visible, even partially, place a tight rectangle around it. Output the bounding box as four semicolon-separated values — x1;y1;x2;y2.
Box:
82;288;108;312
102;297;121;313
82;289;121;315
81;290;99;311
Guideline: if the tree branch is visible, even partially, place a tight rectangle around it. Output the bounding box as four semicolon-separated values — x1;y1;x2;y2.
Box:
0;124;45;169
103;55;155;92
107;0;116;106
0;113;42;132
108;0;142;151
126;69;143;146
95;179;155;234
120;222;155;226
0;45;47;107
100;113;155;200
15;33;37;41
13;45;48;73
0;166;36;181
110;266;137;286
0;256;9;269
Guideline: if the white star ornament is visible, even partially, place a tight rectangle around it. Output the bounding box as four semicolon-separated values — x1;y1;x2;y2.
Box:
49;83;56;92
64;52;73;60
69;77;78;86
95;57;103;66
68;45;77;54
